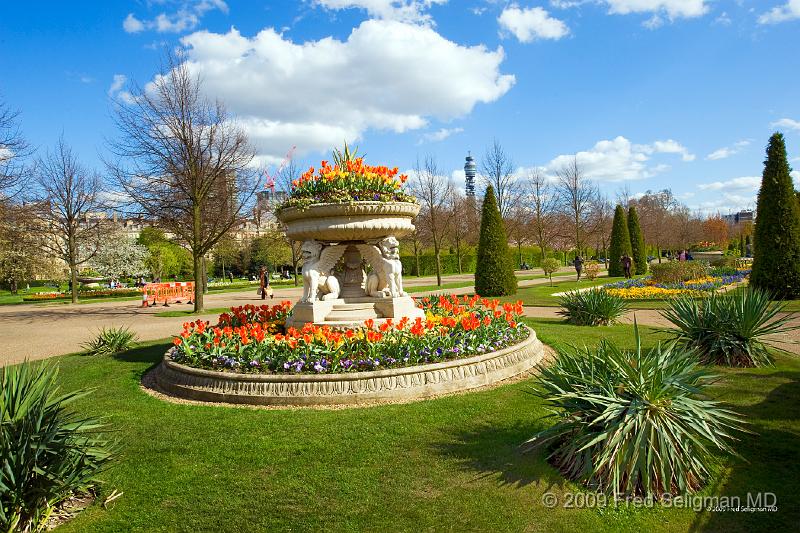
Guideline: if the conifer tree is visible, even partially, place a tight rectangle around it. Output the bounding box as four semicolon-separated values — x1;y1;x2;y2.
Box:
608;205;632;277
628;205;647;275
751;133;800;298
475;185;517;296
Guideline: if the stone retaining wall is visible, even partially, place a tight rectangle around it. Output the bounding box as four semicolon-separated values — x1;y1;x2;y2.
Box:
153;327;545;406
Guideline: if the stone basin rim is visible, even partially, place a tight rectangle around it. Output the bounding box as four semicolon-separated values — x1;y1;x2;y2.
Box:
161;326;537;383
276;201;420;223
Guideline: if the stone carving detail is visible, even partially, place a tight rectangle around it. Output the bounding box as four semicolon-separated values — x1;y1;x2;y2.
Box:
357;236;406;298
154;328;545;406
301;240;346;303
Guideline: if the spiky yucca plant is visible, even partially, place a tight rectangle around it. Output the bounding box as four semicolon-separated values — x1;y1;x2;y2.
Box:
558;289;628;326
82;326;138;356
525;327;745;497
1;362;114;532
662;288;793;367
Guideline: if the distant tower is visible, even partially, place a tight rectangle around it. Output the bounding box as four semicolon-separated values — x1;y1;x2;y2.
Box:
464;151;476;197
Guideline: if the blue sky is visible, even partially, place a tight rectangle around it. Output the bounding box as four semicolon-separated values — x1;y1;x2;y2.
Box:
1;0;799;214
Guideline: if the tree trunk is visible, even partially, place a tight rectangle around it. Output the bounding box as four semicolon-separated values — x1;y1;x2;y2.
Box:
517;241;522;268
455;237;462;274
193;252;204;312
434;241;442;286
70;264;78;304
413;240;421;277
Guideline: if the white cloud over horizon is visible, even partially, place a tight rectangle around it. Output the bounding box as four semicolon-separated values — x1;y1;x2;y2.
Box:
313;0;447;24
123;0;228;34
697;176;760;191
498;5;570;42
541;135;694;182
417;127;464;144
772;118;800;131
758;0;800;24
170;20;514;161
706;139;751;160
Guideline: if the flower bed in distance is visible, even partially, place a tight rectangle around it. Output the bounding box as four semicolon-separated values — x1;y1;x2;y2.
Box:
170;296;527;374
603;269;749;299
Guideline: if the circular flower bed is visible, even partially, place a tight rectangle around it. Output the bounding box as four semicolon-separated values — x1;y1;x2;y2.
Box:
603;269;750;299
169;295;528;374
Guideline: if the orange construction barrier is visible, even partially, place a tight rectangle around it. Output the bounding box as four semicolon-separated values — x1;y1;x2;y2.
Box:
141;282;195;307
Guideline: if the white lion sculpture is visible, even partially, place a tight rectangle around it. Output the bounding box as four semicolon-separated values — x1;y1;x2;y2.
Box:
300;241;345;303
357;236;406;298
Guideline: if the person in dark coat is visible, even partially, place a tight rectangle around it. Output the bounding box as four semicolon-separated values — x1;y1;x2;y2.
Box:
573;255;584;281
621;254;633;278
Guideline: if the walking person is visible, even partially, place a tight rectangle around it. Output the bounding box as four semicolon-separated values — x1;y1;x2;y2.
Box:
573;255;584;281
259;267;267;300
621;254;633;279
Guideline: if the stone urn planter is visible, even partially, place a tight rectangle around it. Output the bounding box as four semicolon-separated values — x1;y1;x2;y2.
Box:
277;201;419;242
275;201;422;327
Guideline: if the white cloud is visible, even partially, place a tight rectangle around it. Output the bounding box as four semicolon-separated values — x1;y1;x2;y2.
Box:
604;0;709;18
108;74;135;104
498;5;570;42
174;21;514;160
123;13;145;33
758;0;800;24
713;11;732;26
314;0;447;24
698;176;760;191
123;0;228;34
418;127;463;144
706;139;750;160
544;136;692;181
691;192;755;215
772;118;800;131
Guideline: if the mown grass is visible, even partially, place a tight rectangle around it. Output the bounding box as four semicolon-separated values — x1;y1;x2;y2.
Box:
36;318;800;532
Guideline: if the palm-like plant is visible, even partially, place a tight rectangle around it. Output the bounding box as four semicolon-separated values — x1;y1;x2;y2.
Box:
525;327;745;497
1;362;114;532
82;326;138;356
558;289;628;326
661;288;793;367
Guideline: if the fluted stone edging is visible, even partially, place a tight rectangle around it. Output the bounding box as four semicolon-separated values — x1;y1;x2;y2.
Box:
278;201;420;242
153;326;544;406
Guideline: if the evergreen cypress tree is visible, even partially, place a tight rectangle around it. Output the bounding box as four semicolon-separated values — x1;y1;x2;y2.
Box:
628;205;647;275
739;234;746;258
750;133;800;299
608;205;632;277
475;185;517;296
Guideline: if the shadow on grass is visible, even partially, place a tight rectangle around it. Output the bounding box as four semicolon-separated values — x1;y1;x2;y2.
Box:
113;342;168;365
431;420;566;491
689;370;800;532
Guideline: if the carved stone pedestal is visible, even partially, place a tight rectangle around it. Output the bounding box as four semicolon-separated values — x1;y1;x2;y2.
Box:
286;295;425;329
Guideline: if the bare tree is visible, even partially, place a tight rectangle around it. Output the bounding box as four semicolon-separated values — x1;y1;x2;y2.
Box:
107;57;259;311
34;137;104;303
633;189;677;262
448;189;474;274
274;160;303;286
556;157;599;254
411;155;452;286
592;195;614;266
0;99;31;197
480;139;520;220
526;168;559;263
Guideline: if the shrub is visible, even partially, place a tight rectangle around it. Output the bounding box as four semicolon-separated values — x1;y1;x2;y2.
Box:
1;363;114;532
608;205;632;277
583;261;600;281
661;288;793;367
628;206;648;275
475;185;517;296
541;257;561;286
751;133;800;299
82;326;138;356
710;256;737;268
650;261;709;284
525;328;745;497
557;289;628;326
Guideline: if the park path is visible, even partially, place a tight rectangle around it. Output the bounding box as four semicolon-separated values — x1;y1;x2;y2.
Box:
0;269;578;366
5;268;794;365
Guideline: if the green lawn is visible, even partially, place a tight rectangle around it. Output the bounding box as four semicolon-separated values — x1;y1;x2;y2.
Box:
35;318;799;532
